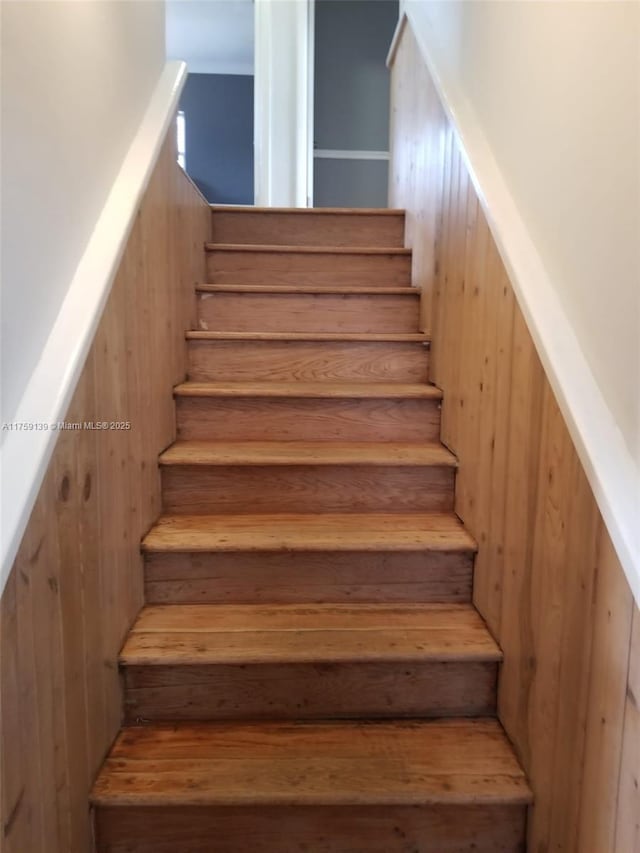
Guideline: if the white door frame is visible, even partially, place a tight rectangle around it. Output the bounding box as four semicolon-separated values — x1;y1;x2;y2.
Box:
254;0;314;207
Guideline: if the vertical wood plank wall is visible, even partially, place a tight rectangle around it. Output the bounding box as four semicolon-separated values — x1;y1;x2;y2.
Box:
390;21;639;853
0;130;210;853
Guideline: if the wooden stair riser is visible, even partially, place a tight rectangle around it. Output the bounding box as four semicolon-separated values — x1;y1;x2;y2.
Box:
123;660;497;722
176;397;442;442
188;339;430;383
161;464;455;514
211;209;405;247
206;249;412;286
144;550;474;605
196;291;420;334
94;803;527;853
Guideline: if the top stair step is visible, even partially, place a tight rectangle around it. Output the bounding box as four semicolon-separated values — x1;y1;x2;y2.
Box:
211;206;405;247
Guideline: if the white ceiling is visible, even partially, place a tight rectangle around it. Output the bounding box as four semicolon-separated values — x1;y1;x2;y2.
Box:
166;0;254;76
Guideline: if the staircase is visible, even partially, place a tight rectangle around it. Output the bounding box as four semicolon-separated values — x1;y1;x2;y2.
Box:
91;207;531;852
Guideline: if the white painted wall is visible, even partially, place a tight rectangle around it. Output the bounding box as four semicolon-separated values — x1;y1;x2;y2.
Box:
1;0;166;422
404;0;640;465
254;0;313;206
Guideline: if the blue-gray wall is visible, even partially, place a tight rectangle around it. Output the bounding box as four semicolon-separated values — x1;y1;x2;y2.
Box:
313;0;398;208
179;73;253;205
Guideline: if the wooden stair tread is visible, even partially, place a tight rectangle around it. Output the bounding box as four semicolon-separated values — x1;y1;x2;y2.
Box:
142;512;476;553
159;440;457;467
121;603;501;665
91;719;531;807
211;206;405;215
206;243;411;255
196;284;419;295
174;381;442;399
186;330;429;343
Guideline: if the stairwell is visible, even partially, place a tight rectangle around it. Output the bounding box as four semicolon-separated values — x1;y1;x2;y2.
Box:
90;207;532;852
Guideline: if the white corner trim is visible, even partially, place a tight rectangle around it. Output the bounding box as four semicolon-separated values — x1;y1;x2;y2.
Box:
254;0;313;208
306;0;316;207
0;61;187;596
392;12;640;606
314;149;390;161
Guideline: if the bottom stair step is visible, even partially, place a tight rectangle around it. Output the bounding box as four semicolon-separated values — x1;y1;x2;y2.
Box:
92;719;531;852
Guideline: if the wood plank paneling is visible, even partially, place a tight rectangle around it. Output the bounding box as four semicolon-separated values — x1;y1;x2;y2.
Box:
576;532;635;852
0;129;210;853
388;16;446;335
615;608;640;851
390;21;640;852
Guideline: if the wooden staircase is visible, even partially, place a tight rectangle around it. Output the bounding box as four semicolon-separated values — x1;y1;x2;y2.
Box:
91;207;531;852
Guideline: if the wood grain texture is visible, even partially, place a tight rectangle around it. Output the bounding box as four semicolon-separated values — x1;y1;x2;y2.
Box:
158;439;456;466
187;338;431;383
158;441;457;515
0;132;210;853
144;549;475;605
123;660;498;722
142;512;477;554
390;20;640;852
174;380;443;444
91;719;532;807
160;462;455;513
388;20;447;335
196;290;420;334
120;603;500;721
196;284;416;294
174;380;441;398
211;206;405;247
93;803;528;853
206;243;412;255
187;330;428;340
206;245;412;286
122;603;501;662
615;608;640;852
176;394;443;442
